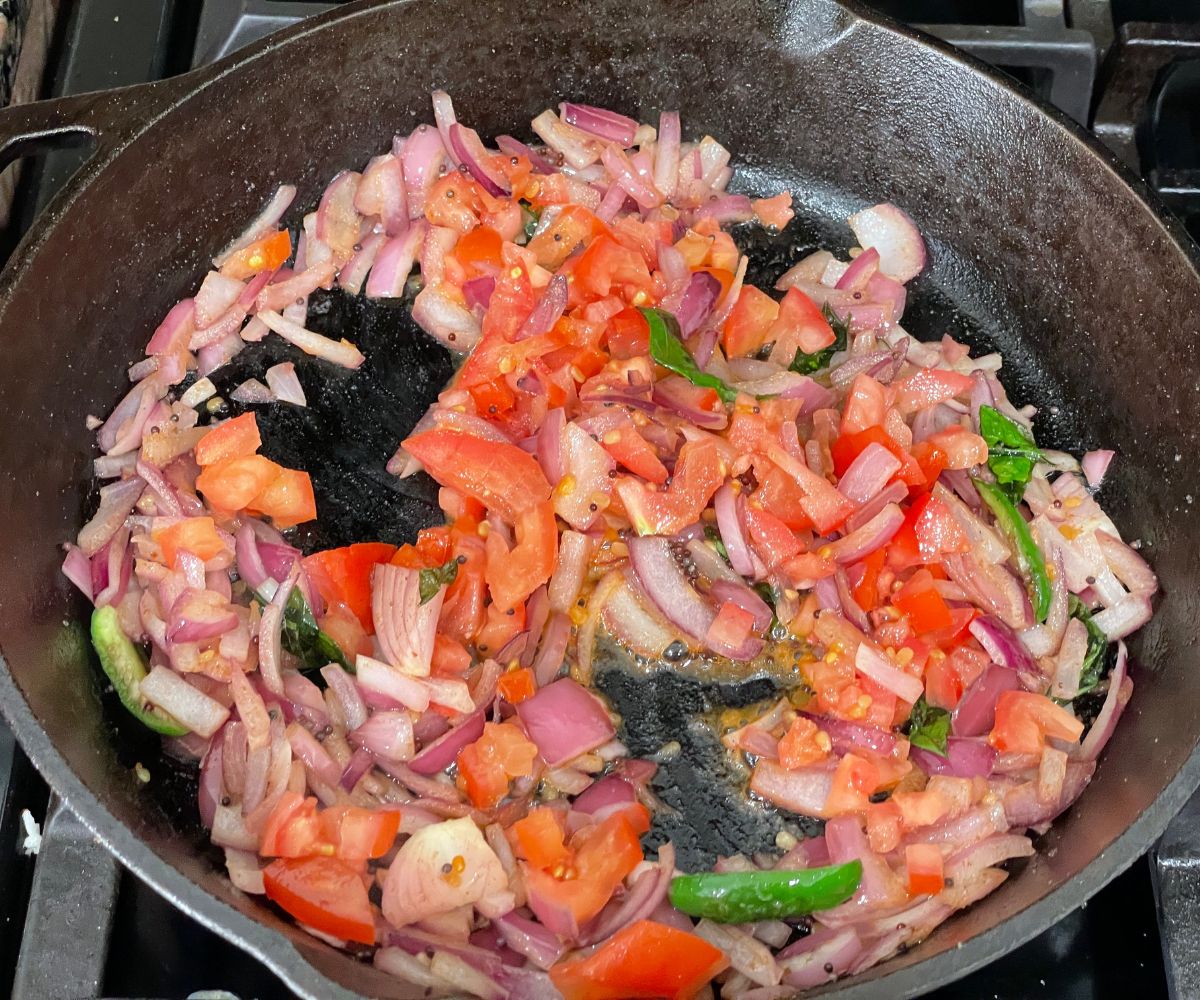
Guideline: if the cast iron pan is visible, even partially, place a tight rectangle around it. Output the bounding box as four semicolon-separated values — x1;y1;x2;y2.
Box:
0;0;1198;996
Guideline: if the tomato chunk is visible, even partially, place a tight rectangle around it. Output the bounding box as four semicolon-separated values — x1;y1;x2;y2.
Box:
194;412;261;466
263;856;375;945
990;691;1085;754
304;542;398;633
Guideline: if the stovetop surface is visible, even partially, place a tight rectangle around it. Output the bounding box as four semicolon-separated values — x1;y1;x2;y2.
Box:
4;1;1199;997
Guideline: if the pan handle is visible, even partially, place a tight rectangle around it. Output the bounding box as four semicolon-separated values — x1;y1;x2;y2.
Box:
0;72;201;176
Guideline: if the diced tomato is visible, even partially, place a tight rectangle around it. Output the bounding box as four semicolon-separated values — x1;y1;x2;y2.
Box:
905;843;945;896
260;793;321;858
318;805;401;861
528;205;608;270
831;425;925;487
752;460;814;531
912;491;969;561
247;467;317;529
763;442;854;535
743;504;803;567
467;378;516;417
910;440;948;486
453;225;504;273
893;368;975;415
893;568;953;632
154;516;227;566
615;438;724;536
262;856;375;945
402;430;551;523
486;500;557;612
605;306;650;360
923;651;965;711
196;454;282;512
509;807;571;870
823;752;881;816
779;551;837;585
753;192;795;230
597;421;668;484
990;691;1085;754
925;425;988;471
194;412;262;466
474;598;525;659
221;229;292;280
892;789;950;829
456;721;539;808
425;172;483;232
317;600;372;659
840;374;889;436
771;286;834;355
390;526;452;571
304;542;399;632
571;234;653;302
722;284;780;358
852;547;887;611
498;666;537;703
524;813;643;934
866;798;903;853
432;633;472;675
778;717;830;769
549;919;729;1000
706;600;755;652
439;528;488;645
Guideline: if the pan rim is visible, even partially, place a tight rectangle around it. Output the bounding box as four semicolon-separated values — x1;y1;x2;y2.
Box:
1;0;1198;997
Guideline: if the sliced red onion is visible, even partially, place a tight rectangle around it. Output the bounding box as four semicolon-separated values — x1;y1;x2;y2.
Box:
780;927;864;989
496;134;556;174
98;380;160;456
315;169;363;262
263;362;306;407
531;612;571;687
560;102;638;146
601;573;677;659
865;271;907;325
140;667;229;738
749;759;834;818
910;737;996;778
257;565;297;696
350;710;415;763
230;378;273;404
1096;530;1158;597
825;503;904;565
430;90;460;160
548;530;594;613
94;528;133;608
412;283;483;352
714;484;756;577
336;231;386;295
463;275;496;312
1050;617;1089;700
652;375;728;430
213;185;297;268
167;590;238;644
337;747;375;792
372;563;443;675
836;443;902;506
517;274;568;340
518;586;551;669
198;731;224;829
969;615;1037;675
694;919;780;988
952;664;1022;737
692;194;754;225
408;708;485;775
854;642;924;703
62;545;94;602
364;218;427;296
653;110;681;199
1077;641;1131;762
78;476;145;556
1081;449;1115;488
709;579;772;633
321;663;367;731
355;153;408;236
257;260;336;312
356;655;431;713
671;270;722;338
400;124;448;218
493;912;565;970
449;123;511;197
601;143;662;210
573;774;636;815
847;202;927;283
516;678;615;767
287;721;342;788
1002;760;1095;828
530;109;601;169
834;247;880;292
194;271;246;329
257;309;365;369
629;535;716;642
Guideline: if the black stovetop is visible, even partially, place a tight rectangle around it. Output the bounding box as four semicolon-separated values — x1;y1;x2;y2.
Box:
2;1;1197;997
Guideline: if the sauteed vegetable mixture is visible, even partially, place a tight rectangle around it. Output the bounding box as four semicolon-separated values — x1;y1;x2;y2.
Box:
63;93;1158;998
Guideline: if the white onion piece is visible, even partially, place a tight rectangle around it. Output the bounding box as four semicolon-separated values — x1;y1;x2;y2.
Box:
847;202;927;283
257;309;365;369
265;362;307;407
140;666;229;738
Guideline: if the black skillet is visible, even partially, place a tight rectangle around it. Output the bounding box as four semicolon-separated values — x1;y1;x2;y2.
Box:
1;0;1199;996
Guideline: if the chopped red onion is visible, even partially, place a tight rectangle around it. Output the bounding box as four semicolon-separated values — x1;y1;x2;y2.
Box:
372;563;443;675
463;275;496;312
515;678;615;767
213;185;297;268
952;664;1022;737
854;642;924;704
496;134;556;174
601;572;677;659
969;615;1038;675
825;503;904;565
846;202;927;283
287;721;343;788
601;144;663;210
836;443;902;506
449;123;511;197
408;708;485;775
548;531;594;614
78;476;145;556
749;759;834;818
355;153;408;236
560;102;638;146
910;737;996;778
493;912;565;970
834;247;880;292
356;655;431;713
412;282;483;352
530;109;601;170
714;484;756;577
517;274;568;340
629;535;716;642
321;663;368;731
264;362;307;407
257;309;365;369
140;666;229;738
1077;641;1131;762
350;711;415;763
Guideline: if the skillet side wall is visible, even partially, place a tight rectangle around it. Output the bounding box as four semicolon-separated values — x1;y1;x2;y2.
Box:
0;0;1196;996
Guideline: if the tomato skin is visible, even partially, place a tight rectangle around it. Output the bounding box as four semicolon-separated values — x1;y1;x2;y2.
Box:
486;500;558;612
154;516;226;566
742;504;803;567
304;542;398;633
990;691;1085;753
722;284;779;357
549;919;729;1000
263;856;375;945
402;429;551;523
528;205;607;270
194;412;261;466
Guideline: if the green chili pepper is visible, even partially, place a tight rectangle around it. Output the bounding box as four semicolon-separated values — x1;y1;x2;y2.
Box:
668;861;862;923
642;307;738;405
978;405;1042;504
974;478;1053;622
90;606;189;736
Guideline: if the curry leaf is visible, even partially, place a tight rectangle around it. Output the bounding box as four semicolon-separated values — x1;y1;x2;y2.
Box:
418;558;460;605
1070;596;1113;697
643;307;738;405
905;695;951;757
278;586;353;674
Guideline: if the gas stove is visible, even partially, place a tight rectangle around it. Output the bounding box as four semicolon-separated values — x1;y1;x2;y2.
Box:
1;1;1196;997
